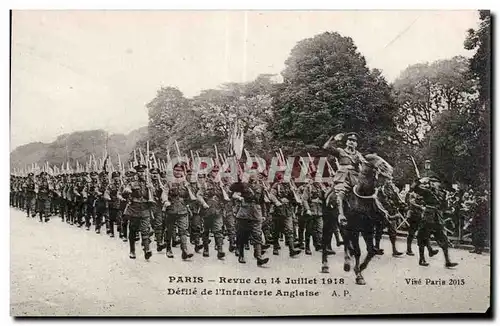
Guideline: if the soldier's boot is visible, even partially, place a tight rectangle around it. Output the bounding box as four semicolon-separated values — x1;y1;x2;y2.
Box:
418;246;429;266
129;240;136;259
391;240;403;257
334;229;343;247
144;242;152;261
305;237;312;255
288;239;301;258
228;239;236;253
156;241;165;252
194;238;204;253
406;237;415;256
238;243;246;264
254;244;269;267
273;244;280;256
470;247;483;254
244;242;250;251
216;239;225;260
203;243;210;257
181;237;193;260
429;247;439;257
374;238;384;255
443;247;458;268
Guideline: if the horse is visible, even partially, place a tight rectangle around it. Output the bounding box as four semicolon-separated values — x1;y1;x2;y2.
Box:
321;154;404;285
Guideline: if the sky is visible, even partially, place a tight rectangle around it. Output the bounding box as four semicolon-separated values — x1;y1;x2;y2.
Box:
10;10;480;150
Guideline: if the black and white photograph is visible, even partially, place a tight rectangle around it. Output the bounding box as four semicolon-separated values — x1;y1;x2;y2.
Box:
9;10;491;316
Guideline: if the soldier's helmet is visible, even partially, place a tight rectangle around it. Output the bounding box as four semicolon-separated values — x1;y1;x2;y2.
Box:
111;171;121;178
28;172;34;177
150;167;160;175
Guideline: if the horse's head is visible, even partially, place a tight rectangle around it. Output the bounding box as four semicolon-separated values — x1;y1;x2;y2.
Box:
362;154;405;218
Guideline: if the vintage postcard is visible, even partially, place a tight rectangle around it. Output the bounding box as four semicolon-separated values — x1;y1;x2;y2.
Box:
9;10;491;316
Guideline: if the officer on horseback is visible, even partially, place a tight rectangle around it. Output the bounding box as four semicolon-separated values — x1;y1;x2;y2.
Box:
323;132;368;225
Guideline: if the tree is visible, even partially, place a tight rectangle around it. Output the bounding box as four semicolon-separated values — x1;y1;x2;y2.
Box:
270;32;398;153
146;86;192;157
393;56;476;148
464;10;491;107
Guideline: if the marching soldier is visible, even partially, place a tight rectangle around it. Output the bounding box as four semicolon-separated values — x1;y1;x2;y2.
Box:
108;171;125;238
121;163;154;260
230;172;270;266
269;170;302;257
150;167;166;251
37;171;53;223
186;168;203;253
65;173;76;225
410;176;458;268
25;172;37;218
301;173;324;255
73;172;88;227
163;163;194;260
196;165;228;260
221;171;237;253
120;169;137;241
85;171;100;231
95;171;110;234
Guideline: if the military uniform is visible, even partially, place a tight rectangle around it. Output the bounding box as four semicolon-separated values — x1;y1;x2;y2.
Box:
230;176;269;266
150;168;166;250
36;172;53;222
270;179;302;257
323;132;367;221
196;173;227;259
164;164;194;260
25;174;37;218
85;173;100;230
94;172;110;234
301;180;324;254
108;172;124;238
122;164;153;260
411;177;457;268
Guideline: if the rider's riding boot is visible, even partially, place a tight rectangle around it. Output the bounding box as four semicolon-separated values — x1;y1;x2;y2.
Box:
418;246;429;266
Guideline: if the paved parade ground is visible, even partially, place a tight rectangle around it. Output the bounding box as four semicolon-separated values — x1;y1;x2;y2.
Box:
10;208;490;316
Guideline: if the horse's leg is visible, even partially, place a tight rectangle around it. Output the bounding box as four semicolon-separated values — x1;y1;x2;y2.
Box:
351;231;365;285
360;225;376;272
341;226;352;272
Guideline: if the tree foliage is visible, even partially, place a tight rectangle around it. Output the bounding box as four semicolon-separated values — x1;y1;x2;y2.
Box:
393;56;476;148
270;32;398;153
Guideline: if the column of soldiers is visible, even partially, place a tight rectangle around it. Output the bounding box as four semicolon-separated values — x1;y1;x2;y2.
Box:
10;133;469;268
